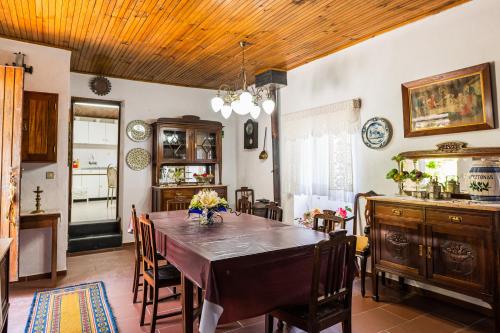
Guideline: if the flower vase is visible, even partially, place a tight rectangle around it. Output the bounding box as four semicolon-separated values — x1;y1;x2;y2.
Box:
199;209;215;225
397;182;405;196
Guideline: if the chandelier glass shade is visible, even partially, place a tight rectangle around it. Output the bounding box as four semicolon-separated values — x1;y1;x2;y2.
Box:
210;42;275;119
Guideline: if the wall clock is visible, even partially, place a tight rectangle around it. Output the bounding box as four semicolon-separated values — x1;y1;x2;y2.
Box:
244;119;258;149
89;76;112;96
361;117;392;149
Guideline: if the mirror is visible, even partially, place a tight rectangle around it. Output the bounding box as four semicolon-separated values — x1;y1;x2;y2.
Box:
126;120;151;142
398;142;500;200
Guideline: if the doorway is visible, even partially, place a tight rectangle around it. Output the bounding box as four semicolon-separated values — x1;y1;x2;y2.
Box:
69;98;121;224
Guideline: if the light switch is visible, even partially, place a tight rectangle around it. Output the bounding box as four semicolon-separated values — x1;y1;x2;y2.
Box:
46;171;55;179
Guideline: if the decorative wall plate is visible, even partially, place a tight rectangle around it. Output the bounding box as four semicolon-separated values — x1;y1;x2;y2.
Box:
361;117;392;149
89;76;112;96
126;148;151;171
126;120;151;142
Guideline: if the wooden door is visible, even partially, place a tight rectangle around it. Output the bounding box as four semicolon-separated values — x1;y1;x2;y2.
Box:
373;204;425;278
0;66;24;281
22;91;58;162
425;223;493;296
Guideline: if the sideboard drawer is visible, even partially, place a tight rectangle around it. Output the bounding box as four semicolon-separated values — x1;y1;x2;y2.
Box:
426;208;492;228
162;188;196;200
375;203;423;221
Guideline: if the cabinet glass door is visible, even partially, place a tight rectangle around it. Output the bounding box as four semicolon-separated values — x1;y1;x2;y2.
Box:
162;128;188;161
194;130;217;161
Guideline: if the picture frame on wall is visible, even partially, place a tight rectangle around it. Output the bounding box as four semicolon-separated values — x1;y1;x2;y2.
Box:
402;63;494;137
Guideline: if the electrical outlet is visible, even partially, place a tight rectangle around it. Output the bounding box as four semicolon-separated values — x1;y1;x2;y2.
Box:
46;171;55;179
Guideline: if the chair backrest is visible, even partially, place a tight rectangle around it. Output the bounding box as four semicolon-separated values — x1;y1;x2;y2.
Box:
309;230;357;320
235;187;254;214
313;211;344;233
107;165;118;188
166;196;190;211
265;202;283;222
352;191;379;236
131;205;142;261
139;214;158;279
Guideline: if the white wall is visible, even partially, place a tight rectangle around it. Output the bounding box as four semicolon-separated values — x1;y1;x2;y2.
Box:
275;0;500;306
236;114;274;201
71;73;238;243
0;38;71;277
280;0;500;201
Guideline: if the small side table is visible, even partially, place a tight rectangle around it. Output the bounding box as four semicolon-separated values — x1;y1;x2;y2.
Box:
20;211;60;286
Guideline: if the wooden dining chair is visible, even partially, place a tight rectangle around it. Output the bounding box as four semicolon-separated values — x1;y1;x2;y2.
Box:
131;205;143;304
139;214;182;333
349;191;380;297
266;230;357;333
265;202;283;222
166;196;191;211
235;187;254;214
312;211;344;233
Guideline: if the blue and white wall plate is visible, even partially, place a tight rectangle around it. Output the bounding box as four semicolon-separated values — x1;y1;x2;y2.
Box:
361;117;392;149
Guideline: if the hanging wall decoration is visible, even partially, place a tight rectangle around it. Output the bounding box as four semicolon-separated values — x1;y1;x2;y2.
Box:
126;120;152;142
89;76;112;96
402;63;494;137
361;117;392;149
126;148;151;171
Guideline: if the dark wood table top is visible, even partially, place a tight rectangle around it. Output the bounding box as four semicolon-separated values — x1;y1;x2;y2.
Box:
149;210;328;262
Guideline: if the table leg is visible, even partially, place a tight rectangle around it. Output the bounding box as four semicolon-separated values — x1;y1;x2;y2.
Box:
51;219;58;286
182;273;194;333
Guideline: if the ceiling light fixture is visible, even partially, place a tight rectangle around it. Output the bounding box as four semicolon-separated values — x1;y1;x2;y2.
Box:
210;41;275;119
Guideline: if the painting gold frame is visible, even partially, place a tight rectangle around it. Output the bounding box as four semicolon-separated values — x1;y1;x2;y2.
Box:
402;63;494;137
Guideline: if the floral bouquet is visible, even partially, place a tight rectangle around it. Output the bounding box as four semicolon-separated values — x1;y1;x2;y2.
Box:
296;206;352;228
188;189;229;225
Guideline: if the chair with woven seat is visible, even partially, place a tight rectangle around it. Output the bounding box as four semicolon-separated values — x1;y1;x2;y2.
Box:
265;230;357;333
235;187;254;214
139;214;182;333
106;165;117;207
349;191;380;297
265;202;283;222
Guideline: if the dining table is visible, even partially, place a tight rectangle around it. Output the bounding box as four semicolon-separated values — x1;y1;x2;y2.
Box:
149;210;329;333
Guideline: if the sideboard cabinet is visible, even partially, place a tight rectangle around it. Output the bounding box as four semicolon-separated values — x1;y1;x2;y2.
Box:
367;196;499;329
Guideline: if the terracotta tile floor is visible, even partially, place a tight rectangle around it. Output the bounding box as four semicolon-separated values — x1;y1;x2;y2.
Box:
9;247;495;333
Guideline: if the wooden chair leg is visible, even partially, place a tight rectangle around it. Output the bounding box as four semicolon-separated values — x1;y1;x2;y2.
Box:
342;318;352;333
381;272;386;286
360;255;367;298
140;281;148;326
265;314;274;333
372;270;379;302
133;260;140;303
150;286;159;333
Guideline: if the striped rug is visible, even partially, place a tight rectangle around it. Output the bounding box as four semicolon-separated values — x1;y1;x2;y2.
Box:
25;281;118;333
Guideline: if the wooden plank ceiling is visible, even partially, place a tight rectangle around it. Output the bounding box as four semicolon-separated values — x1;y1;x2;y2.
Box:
0;0;468;89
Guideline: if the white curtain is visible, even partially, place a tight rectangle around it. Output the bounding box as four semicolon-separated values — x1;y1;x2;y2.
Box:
282;99;361;222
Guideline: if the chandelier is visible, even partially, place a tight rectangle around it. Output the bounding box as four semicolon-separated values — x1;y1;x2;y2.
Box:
210;41;275;119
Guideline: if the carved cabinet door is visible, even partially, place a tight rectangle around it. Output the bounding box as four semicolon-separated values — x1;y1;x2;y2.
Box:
374;217;425;278
425;224;492;295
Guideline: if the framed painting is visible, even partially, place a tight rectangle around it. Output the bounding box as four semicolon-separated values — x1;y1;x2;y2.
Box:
402;63;494;137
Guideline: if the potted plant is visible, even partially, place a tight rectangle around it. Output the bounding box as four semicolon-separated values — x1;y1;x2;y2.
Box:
386;155;409;196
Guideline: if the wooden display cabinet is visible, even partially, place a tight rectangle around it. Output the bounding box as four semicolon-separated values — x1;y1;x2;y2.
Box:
151;116;226;211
